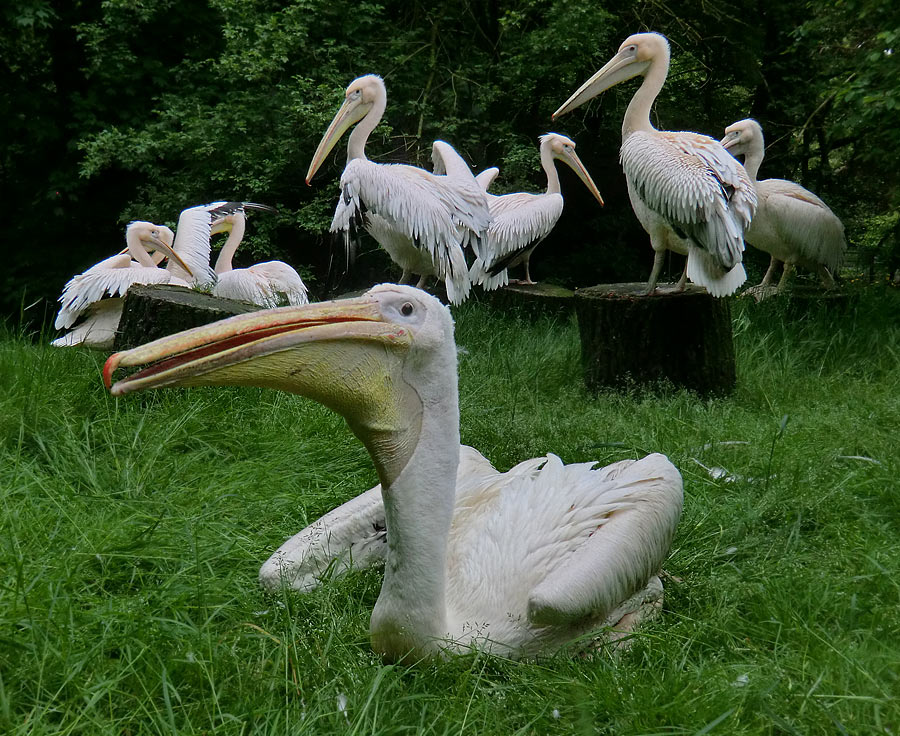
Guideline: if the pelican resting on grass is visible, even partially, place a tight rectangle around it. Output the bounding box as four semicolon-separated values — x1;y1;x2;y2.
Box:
306;74;491;305
210;207;309;307
721;119;846;296
104;284;683;661
470;133;605;290
52;221;190;348
554;32;756;296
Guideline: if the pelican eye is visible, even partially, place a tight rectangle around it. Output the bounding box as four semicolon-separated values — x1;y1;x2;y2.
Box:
400;302;414;317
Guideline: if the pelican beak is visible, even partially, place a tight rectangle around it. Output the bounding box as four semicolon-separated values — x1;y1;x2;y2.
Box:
104;294;418;474
720;134;738;151
147;235;194;278
553;48;649;119
306;97;370;184
561;149;604;207
210;216;232;236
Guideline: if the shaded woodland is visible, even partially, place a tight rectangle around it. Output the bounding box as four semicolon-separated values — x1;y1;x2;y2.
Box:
2;0;898;323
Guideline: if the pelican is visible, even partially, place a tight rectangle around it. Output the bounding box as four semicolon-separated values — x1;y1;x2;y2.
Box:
469;134;605;290
306;75;491;305
721;119;846;293
52;221;190;348
104;284;683;661
210;207;309;307
554;32;756;296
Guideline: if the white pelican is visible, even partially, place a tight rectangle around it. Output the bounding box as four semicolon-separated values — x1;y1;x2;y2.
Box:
52;221;190;348
210;207;309;307
469;134;605;290
554;32;756;296
104;284;683;661
306;75;491;305
721;119;846;293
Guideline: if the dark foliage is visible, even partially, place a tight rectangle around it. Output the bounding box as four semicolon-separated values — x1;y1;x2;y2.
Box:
2;0;897;324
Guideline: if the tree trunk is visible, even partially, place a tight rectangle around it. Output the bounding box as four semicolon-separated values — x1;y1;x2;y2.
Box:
114;284;261;351
575;283;736;396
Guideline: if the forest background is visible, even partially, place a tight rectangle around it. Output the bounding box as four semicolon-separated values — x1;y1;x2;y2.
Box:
2;0;898;324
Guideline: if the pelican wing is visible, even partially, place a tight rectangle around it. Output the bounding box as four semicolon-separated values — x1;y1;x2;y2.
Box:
169;204;221;286
446;450;683;632
331;159;474;303
248;261;310;305
469;192;563;287
759;179;846;271
430;140;493;247
55;255;172;329
622;130;756;270
474;167;500;192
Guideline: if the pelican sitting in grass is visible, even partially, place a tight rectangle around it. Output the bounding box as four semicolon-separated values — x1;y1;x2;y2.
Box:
104;285;683;662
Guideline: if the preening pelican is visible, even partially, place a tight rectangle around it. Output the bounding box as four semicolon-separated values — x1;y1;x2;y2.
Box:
210;207;309;307
469;134;605;290
52;221;189;348
721;119;846;293
554;32;756;296
306;75;491;305
104;284;683;661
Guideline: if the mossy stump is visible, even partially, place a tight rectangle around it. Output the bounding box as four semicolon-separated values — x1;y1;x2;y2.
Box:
114;284;261;351
478;282;575;319
575;283;736;396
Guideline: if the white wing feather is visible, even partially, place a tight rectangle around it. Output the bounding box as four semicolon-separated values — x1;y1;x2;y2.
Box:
755;179;846;271
168;204;220;286
54;255;174;329
621;130;756;270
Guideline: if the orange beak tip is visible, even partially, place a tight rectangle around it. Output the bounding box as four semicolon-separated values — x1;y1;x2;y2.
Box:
102;354;120;391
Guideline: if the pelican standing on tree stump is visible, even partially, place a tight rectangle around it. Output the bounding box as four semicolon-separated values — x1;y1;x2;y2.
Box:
104;284;683;662
305;75;491;305
469;133;605;290
721;118;846;294
554;32;756;296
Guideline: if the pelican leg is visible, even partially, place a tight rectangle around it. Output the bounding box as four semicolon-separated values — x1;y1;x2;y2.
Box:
645;250;666;294
777;262;795;291
398;270;413;285
817;264;836;289
675;261;688;291
259;485;386;592
759;256;780;287
521;257;536;285
415;274;428;289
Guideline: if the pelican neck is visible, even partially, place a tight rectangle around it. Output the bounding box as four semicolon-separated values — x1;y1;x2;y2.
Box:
213;217;245;274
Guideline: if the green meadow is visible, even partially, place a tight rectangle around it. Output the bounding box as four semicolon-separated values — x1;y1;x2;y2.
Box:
1;288;898;735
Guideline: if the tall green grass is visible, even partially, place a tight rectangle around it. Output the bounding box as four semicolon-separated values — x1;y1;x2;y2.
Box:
1;288;898;735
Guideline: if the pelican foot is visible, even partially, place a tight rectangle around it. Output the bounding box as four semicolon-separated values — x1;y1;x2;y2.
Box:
577;575;665;657
509;278;537;286
743;284;778;303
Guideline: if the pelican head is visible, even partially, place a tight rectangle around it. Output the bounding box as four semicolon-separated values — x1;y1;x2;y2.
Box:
721;118;764;157
104;284;454;486
306;74;386;184
553;32;670;119
541;133;605;206
210;213;239;236
126;221;193;276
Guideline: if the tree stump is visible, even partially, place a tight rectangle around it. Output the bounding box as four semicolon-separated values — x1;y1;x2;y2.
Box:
575;283;736;396
477;282;575;319
114;284;261;351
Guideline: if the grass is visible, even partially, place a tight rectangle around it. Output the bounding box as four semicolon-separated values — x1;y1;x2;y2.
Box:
1;286;898;735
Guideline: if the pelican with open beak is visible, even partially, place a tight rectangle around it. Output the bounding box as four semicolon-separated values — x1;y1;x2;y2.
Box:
104;284;682;662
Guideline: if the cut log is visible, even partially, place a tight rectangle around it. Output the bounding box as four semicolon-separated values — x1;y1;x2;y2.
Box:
114;284;261;351
575;283;736;396
477;282;575;319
